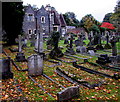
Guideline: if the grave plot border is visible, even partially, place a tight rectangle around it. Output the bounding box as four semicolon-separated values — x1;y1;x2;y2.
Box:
2;49;28;72
73;62;119;80
54;56;77;63
2;78;28;101
55;67;103;89
11;60;28;72
28;75;54;98
65;54;91;63
87;61;120;71
29;74;80;101
13;78;28;101
44;60;62;67
43;74;65;88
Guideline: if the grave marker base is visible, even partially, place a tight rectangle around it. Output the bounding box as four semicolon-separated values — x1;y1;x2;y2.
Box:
15;52;27;62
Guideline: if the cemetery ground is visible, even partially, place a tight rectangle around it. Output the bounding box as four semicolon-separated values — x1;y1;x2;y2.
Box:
1;39;120;101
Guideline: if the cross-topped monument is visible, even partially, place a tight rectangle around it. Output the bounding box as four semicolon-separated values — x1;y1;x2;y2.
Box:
15;35;26;62
35;26;44;54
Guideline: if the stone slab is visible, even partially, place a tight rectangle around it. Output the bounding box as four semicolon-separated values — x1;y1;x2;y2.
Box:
57;85;79;101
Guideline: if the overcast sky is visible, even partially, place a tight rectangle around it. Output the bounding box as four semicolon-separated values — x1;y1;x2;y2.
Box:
22;0;118;22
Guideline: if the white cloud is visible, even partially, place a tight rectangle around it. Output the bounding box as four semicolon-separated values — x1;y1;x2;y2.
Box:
22;0;117;21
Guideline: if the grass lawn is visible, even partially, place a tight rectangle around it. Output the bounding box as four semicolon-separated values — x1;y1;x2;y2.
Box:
1;39;120;101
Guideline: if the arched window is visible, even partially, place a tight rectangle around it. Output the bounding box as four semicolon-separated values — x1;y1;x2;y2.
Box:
41;16;45;23
27;13;34;21
28;29;32;34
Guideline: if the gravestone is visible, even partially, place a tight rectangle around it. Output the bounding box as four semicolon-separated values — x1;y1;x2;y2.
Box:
18;35;22;52
65;34;75;55
57;85;79;101
110;36;118;56
96;54;111;65
0;58;13;79
28;54;43;76
15;35;26;62
74;40;80;47
88;50;95;56
76;46;87;53
109;55;120;65
35;27;44;54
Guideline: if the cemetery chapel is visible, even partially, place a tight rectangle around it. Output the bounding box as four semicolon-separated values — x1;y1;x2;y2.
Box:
22;4;67;39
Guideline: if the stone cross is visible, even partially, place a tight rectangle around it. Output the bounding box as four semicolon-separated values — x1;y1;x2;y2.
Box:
18;35;22;52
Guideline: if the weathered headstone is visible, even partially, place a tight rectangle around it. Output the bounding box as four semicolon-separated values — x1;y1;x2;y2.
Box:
88;50;95;56
28;54;43;76
57;85;79;101
0;58;13;79
76;46;87;53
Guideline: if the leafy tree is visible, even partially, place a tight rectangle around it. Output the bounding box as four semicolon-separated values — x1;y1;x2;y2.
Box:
110;0;120;32
63;12;80;27
89;24;100;33
2;2;24;45
80;14;101;33
103;13;113;23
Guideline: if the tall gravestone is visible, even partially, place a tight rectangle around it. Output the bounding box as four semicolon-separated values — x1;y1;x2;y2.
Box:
0;58;13;79
15;35;26;62
28;54;43;76
110;36;118;56
35;27;44;54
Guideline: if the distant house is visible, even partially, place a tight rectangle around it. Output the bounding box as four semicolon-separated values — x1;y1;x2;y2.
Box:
67;28;86;35
22;4;67;38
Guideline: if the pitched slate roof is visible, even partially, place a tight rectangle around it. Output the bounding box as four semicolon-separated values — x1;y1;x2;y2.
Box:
53;12;60;25
59;14;67;27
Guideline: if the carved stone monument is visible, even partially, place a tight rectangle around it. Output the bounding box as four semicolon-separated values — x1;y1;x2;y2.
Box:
65;34;75;55
15;35;26;62
35;27;44;54
28;54;43;76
